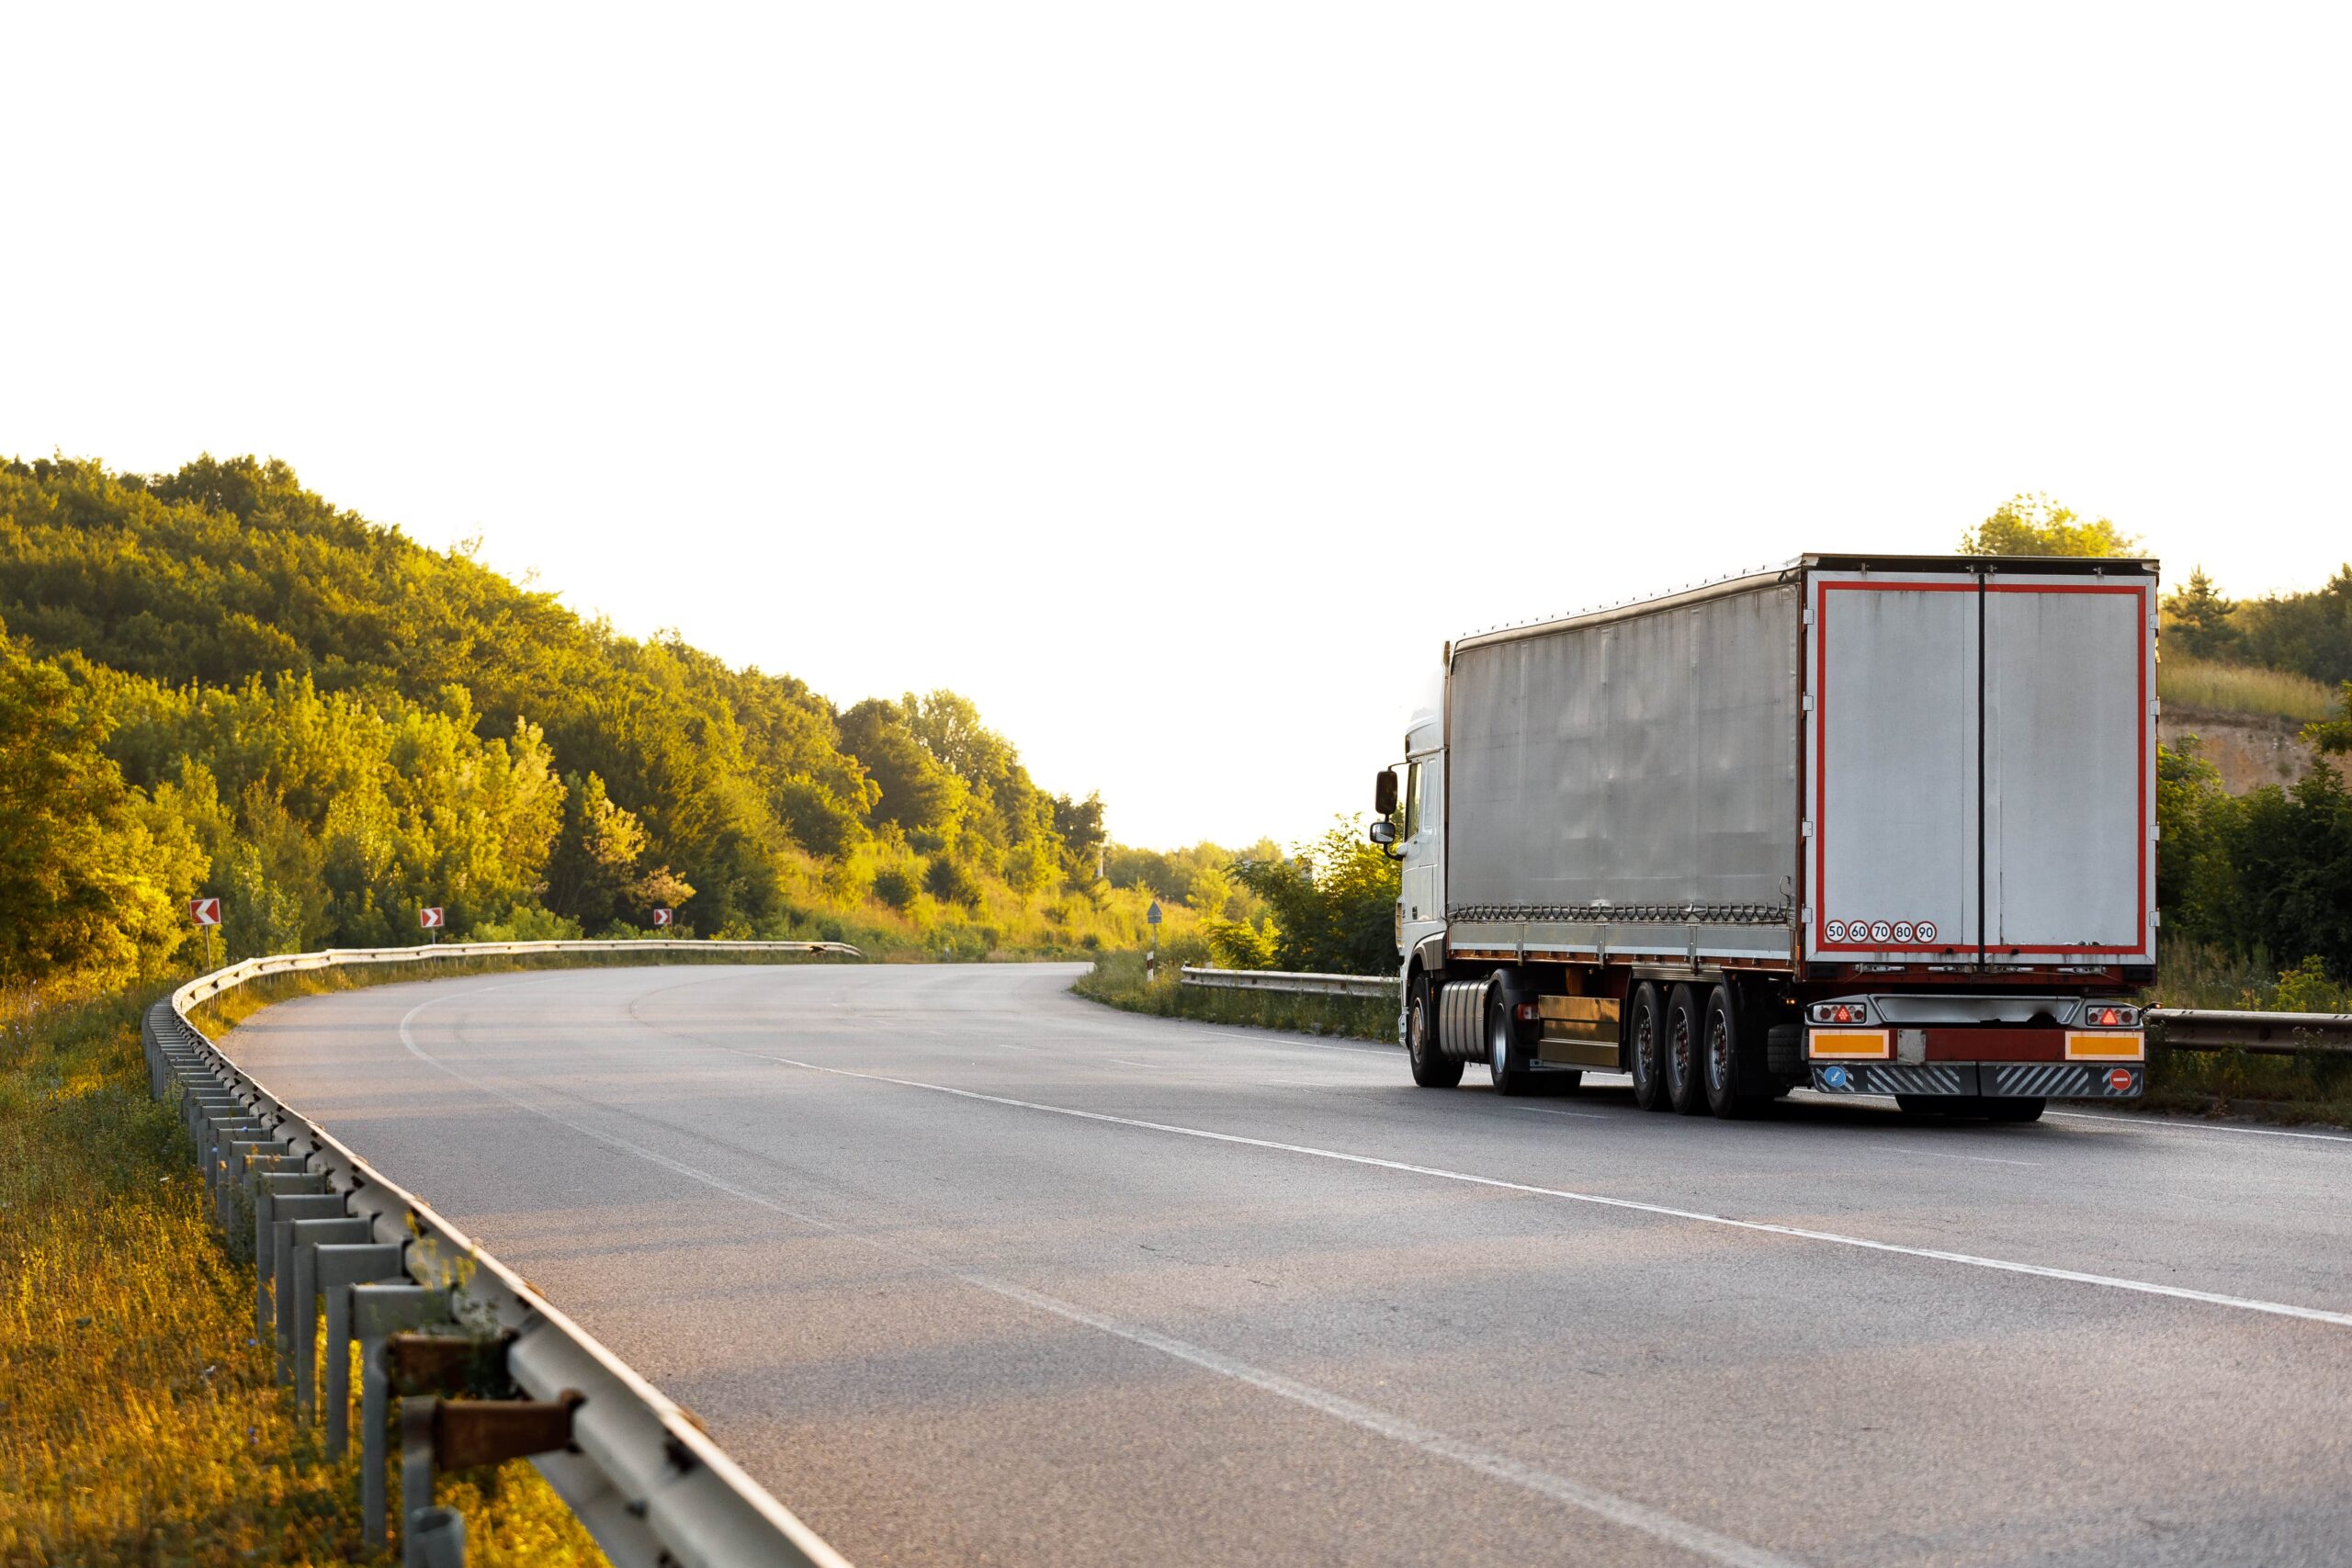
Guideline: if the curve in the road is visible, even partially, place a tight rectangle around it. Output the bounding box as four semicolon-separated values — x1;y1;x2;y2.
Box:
228;963;2352;1568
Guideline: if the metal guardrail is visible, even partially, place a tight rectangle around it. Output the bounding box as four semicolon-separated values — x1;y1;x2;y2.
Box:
2149;1008;2352;1056
1180;965;1397;999
1179;967;2352;1060
151;937;861;1568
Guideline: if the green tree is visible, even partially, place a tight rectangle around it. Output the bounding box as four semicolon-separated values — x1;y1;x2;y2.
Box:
544;772;652;930
2239;567;2352;688
1958;493;2140;558
0;627;206;998
1052;792;1107;884
2306;682;2352;758
1229;818;1400;975
2164;567;2242;660
836;698;970;843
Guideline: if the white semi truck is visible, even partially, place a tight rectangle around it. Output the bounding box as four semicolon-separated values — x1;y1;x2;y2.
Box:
1371;554;2156;1120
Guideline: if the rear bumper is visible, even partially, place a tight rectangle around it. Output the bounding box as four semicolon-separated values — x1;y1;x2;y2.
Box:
1808;1062;2143;1100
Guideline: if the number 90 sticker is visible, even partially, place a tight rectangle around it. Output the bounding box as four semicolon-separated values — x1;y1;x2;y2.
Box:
1916;920;1937;943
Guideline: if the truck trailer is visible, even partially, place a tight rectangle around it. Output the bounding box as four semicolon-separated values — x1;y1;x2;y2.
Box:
1371;554;2156;1120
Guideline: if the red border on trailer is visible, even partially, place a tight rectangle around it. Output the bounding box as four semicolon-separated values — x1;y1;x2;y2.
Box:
1811;576;2149;960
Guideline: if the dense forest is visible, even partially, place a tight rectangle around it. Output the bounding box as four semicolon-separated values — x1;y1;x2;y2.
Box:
0;456;1286;999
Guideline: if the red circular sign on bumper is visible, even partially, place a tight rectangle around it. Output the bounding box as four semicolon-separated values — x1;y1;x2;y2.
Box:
2106;1067;2134;1092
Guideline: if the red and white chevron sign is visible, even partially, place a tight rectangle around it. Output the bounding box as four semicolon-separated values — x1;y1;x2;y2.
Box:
188;897;221;927
652;908;673;928
419;906;445;930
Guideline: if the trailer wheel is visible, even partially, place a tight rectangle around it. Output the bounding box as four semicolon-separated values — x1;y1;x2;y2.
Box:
1627;983;1668;1111
1700;984;1759;1119
1665;984;1706;1114
1406;974;1464;1089
1487;988;1537;1097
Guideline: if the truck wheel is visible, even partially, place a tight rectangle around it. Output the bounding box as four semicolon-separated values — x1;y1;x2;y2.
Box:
1665;984;1705;1114
1700;984;1758;1119
1627;983;1668;1111
1487;989;1537;1097
1984;1097;2045;1122
1406;975;1463;1089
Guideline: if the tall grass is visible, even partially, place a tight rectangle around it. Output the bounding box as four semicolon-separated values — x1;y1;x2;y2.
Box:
2143;942;2352;1122
1072;951;1397;1042
0;987;606;1565
2158;654;2337;723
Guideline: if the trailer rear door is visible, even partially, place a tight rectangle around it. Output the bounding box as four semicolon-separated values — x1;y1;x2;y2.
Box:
1804;565;2154;967
1981;576;2154;964
1808;571;1981;963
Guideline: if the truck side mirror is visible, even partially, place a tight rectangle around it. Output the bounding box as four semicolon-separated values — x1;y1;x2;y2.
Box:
1374;768;1397;818
1368;819;1397;846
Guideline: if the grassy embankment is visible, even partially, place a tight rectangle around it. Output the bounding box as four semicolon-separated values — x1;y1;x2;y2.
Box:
1072;951;1394;1043
1073;944;2352;1126
0;950;863;1565
2157;653;2338;723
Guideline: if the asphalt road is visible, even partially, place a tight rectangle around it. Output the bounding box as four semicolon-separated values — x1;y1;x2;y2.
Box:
225;963;2352;1568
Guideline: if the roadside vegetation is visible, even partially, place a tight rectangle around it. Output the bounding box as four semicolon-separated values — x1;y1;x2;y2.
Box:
2157;653;2337;725
1077;821;1400;1039
1073;949;1395;1042
0;984;605;1566
0;454;1187;1008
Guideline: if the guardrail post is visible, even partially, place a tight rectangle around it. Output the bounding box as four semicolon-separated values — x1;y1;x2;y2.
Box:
399;1390;580;1567
401;1396;438;1568
271;1195;354;1379
408;1503;466;1568
356;1287;455;1548
207;1121;269;1232
254;1172;332;1337
286;1216;375;1416
321;1243;410;1457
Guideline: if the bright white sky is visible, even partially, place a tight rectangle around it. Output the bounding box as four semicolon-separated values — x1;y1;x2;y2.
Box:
5;5;2346;849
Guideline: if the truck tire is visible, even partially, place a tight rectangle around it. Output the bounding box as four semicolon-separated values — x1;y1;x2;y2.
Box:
1700;983;1759;1119
1487;988;1538;1097
1406;974;1464;1089
1665;984;1706;1114
1627;982;1668;1111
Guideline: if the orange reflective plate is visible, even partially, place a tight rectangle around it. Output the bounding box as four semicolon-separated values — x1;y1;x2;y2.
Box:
2065;1030;2145;1061
1808;1028;1891;1060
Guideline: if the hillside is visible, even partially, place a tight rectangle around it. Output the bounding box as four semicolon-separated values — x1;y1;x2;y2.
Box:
2156;655;2329;795
0;455;1172;998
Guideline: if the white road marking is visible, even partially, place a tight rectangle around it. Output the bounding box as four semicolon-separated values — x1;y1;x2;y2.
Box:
1517;1105;1609;1121
737;1052;2352;1330
2044;1109;2352;1145
395;992;1802;1568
